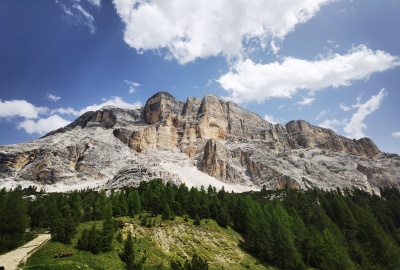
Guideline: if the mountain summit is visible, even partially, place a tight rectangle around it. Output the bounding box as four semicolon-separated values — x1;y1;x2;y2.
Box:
1;92;399;192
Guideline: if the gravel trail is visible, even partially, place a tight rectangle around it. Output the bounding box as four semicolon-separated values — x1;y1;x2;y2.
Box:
0;234;51;270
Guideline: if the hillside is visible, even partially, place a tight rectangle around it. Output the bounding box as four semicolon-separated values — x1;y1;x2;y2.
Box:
24;217;270;270
2;180;400;270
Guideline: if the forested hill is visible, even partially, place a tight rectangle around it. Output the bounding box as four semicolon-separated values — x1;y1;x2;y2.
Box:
1;181;400;269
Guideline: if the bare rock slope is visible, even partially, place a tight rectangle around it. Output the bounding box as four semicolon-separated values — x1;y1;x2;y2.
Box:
1;92;399;192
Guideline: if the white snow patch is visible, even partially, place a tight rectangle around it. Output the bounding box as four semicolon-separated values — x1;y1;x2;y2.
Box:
160;162;259;192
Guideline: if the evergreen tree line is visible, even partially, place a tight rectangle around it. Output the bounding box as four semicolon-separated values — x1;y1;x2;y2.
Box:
76;203;115;254
1;181;400;270
0;187;30;253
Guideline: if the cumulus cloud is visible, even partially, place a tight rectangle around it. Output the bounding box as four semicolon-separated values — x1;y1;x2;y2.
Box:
392;132;400;139
0;100;48;119
1;96;142;136
113;0;334;64
264;114;281;124
218;45;400;104
17;115;71;136
46;93;61;102
344;89;387;139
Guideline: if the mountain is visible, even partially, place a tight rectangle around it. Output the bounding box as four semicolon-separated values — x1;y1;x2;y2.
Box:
1;92;399;193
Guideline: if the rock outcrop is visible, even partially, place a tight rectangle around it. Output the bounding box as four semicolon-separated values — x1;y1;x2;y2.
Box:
0;92;399;193
285;120;380;156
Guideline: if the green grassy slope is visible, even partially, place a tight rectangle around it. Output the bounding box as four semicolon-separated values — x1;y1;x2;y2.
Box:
24;216;274;270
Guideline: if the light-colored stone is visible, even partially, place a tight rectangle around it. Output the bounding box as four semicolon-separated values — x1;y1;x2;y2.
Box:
0;92;399;193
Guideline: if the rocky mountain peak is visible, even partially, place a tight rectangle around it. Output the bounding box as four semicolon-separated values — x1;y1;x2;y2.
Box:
285;120;380;157
1;91;399;193
142;92;183;124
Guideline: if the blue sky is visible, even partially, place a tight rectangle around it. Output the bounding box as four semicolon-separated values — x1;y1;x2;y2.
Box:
0;0;399;154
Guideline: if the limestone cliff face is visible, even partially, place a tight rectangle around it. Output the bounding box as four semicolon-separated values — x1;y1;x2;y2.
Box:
142;92;184;124
285;120;380;156
0;92;399;192
130;92;381;158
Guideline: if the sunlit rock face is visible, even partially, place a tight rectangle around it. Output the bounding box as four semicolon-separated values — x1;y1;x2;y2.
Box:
0;92;399;193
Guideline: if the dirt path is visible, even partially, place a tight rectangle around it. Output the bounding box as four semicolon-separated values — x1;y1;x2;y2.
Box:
0;234;51;270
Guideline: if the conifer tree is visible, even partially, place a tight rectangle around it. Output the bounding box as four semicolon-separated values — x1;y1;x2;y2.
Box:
88;223;102;254
0;189;29;251
114;190;128;216
120;231;146;270
77;223;102;254
68;190;83;223
184;253;209;270
170;253;208;270
170;259;184;270
216;203;229;228
128;190;142;217
77;228;90;251
268;201;305;270
52;204;77;245
162;203;173;221
194;214;201;225
80;191;95;221
93;190;108;220
101;203;115;252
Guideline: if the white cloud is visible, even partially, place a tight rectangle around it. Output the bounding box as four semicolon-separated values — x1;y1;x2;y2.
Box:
392;132;400;139
87;0;101;7
17;115;71;136
50;96;142;117
218;45;400;104
125;80;141;88
327;39;339;48
315;109;330;121
125;80;141;94
339;96;363;111
56;1;97;34
319;119;346;132
51;107;80;116
78;96;142;114
344;88;387;139
339;103;357;112
113;0;334;64
73;4;96;34
46;93;61;102
2;97;142;136
264;114;280;124
297;97;315;106
56;0;73;16
0;100;48;119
